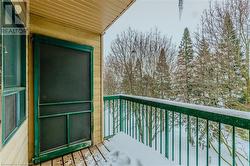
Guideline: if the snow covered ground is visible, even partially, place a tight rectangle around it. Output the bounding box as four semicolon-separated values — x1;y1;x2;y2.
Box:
103;133;178;166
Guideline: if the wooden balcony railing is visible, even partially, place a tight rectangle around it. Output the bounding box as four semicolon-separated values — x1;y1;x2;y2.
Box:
103;94;250;166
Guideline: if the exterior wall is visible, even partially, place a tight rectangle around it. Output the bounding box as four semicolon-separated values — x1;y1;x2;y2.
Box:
0;8;29;164
28;14;103;161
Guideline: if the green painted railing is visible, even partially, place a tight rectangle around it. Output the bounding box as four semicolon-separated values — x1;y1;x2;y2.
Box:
103;94;250;166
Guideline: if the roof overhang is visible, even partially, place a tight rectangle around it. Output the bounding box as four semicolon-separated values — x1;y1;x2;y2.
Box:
29;0;135;34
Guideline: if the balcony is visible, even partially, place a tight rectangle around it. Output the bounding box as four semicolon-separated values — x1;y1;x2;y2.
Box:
37;94;250;166
103;95;250;166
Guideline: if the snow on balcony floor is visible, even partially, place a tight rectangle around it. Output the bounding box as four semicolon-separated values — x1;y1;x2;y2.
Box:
104;132;177;166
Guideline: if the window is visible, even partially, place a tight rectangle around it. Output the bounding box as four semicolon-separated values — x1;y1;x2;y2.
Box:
1;2;26;144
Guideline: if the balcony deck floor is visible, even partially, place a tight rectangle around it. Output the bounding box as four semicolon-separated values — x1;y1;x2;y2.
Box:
36;140;111;166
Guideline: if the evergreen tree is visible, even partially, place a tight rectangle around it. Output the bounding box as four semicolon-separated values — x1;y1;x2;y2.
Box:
216;13;244;107
155;49;172;99
175;28;194;103
193;37;219;106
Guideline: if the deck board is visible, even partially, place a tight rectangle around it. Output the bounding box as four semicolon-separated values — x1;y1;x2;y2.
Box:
96;143;109;161
63;154;75;166
81;148;97;166
103;140;113;151
89;146;106;165
72;151;86;166
37;143;110;166
52;157;64;166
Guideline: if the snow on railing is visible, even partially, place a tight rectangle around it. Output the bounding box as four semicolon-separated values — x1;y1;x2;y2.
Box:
103;94;250;166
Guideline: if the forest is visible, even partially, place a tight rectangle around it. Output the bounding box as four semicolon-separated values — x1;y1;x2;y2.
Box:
104;0;250;112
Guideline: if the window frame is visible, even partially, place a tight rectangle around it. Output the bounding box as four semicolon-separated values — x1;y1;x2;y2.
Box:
1;1;26;145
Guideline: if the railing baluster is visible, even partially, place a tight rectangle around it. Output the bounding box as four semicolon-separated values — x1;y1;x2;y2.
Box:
135;103;138;140
146;106;149;146
218;123;221;166
124;100;126;132
206;120;209;166
132;102;135;138
165;110;169;159
112;99;115;135
160;110;163;154
126;100;128;134
130;101;132;136
187;115;190;166
232;126;235;166
179;113;182;165
108;100;111;137
149;107;153;147
196;117;198;166
172;111;174;161
138;104;141;142
117;99;119;133
142;105;145;144
155;108;158;151
120;99;123;132
104;100;106;137
138;103;140;141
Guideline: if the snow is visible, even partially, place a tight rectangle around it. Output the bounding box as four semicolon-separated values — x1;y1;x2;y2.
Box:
119;94;250;121
103;133;178;166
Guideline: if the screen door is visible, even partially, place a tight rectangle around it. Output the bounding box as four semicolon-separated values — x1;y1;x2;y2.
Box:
33;35;93;160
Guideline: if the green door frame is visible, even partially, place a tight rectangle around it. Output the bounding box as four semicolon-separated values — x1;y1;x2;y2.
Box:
33;35;94;163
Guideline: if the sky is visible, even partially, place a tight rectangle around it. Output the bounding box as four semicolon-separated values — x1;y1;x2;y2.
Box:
104;0;221;57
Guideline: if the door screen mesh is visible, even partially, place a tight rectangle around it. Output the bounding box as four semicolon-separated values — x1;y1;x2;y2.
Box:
69;113;91;143
40;43;91;103
40;103;91;116
40;116;67;152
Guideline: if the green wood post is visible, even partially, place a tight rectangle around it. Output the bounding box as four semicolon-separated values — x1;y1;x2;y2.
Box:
129;102;133;136
219;123;221;166
179;113;182;165
165;110;169;159
155;108;158;150
135;103;138;140
120;99;123;132
142;105;145;144
132;102;135;138
172;111;174;161
112;100;115;135
232;126;236;166
149;107;153;147
146;106;149;146
104;100;106;136
108;100;111;136
124;100;128;134
187;115;190;166
196;117;198;166
160;110;163;154
206;120;209;166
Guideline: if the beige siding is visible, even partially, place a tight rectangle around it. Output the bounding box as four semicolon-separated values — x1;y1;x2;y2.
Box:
28;14;103;161
0;120;29;165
